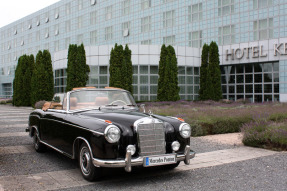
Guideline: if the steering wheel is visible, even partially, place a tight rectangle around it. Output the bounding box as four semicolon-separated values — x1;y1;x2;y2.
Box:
110;100;127;105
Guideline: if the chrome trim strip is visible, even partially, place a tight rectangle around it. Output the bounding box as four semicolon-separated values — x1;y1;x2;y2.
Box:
40;141;73;159
46;109;67;113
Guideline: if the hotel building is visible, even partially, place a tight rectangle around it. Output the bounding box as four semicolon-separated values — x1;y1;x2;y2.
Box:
1;0;287;102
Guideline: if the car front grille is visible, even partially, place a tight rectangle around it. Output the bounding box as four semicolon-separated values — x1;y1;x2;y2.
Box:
137;122;166;156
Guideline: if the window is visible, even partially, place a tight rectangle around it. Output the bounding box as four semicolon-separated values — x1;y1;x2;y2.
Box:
54;40;59;51
105;26;113;40
189;31;202;48
122;21;130;37
141;16;151;33
45;12;49;23
90;30;97;44
78;16;83;29
77;34;83;44
163;0;174;3
66;3;71;15
105;5;113;20
36;31;40;41
28;33;33;44
54;8;59;19
141;40;151;45
65;37;70;49
54;24;59;36
218;25;235;45
163;35;175;45
28;20;32;29
254;18;273;40
36;16;40;26
188;3;202;22
163;10;175;28
218;0;234;16
253;0;273;9
44;28;49;39
90;11;97;25
141;0;151;10
122;0;130;15
54;69;67;93
13;39;17;48
78;0;83;10
65;20;71;32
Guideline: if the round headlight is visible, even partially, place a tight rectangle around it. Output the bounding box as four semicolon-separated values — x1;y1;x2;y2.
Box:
126;145;136;156
171;141;180;151
179;123;191;138
104;125;121;143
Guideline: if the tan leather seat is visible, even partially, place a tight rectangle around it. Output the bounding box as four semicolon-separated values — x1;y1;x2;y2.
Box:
95;97;108;106
70;97;78;110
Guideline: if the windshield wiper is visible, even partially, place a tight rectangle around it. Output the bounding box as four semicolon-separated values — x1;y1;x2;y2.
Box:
105;104;118;107
126;104;137;107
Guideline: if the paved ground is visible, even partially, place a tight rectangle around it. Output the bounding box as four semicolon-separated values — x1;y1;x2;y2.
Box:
0;104;286;191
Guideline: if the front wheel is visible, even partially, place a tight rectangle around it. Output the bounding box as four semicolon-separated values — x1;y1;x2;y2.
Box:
79;143;101;181
33;132;46;152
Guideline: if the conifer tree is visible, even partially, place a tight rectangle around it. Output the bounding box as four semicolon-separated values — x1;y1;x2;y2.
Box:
13;55;34;106
66;44;77;91
31;50;54;106
157;45;168;101
199;44;209;100
109;44;125;89
123;45;133;93
43;50;54;101
157;45;180;101
166;45;180;101
209;41;222;101
66;44;89;91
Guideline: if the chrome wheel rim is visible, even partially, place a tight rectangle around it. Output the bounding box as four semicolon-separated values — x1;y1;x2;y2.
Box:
80;147;91;175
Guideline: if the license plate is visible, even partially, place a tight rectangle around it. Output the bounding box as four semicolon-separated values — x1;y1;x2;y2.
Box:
144;154;176;167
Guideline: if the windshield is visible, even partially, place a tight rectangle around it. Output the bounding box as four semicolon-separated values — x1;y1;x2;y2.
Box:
68;90;136;111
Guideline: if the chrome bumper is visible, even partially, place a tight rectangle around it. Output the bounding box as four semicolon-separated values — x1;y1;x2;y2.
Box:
92;145;195;172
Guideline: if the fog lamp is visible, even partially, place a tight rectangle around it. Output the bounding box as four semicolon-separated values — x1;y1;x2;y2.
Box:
171;141;180;151
126;145;136;156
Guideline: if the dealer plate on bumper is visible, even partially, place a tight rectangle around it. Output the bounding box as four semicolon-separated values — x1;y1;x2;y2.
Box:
143;154;176;167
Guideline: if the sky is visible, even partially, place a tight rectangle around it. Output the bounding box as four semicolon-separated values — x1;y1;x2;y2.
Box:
0;0;60;28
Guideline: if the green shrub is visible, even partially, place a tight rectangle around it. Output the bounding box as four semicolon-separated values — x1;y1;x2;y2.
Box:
241;120;287;150
211;116;253;134
190;122;208;136
268;113;287;122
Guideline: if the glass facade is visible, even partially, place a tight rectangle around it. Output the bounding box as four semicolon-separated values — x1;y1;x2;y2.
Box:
1;0;287;102
221;62;279;102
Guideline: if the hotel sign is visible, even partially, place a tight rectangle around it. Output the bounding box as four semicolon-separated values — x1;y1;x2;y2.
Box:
225;43;287;61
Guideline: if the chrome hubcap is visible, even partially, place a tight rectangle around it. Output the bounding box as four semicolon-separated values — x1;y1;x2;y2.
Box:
80;147;91;175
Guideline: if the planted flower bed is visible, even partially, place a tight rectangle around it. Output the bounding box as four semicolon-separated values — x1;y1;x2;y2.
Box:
144;101;286;135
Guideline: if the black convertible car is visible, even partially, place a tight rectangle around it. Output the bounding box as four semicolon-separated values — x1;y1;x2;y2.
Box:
27;87;195;181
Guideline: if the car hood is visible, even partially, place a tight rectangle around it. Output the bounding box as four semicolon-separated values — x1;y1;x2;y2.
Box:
79;110;149;128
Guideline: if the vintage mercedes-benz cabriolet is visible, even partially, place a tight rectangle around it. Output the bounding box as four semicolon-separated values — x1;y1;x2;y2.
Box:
26;87;195;181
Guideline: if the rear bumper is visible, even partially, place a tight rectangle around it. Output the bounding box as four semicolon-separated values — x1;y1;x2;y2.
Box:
92;145;195;172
